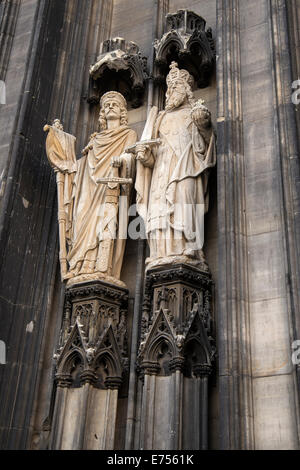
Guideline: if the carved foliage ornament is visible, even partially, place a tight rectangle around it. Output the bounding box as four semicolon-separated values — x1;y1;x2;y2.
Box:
89;37;148;108
154;9;215;88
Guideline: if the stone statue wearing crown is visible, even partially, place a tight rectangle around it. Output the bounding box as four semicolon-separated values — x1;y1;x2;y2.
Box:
44;91;137;286
134;62;216;270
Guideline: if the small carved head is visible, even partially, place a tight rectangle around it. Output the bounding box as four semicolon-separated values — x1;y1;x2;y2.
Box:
99;91;128;130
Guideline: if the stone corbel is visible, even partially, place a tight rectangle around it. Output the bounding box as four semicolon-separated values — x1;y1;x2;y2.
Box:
154;9;215;88
88;37;148;108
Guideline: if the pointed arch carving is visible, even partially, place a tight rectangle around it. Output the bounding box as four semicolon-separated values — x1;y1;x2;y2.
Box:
54;281;129;390
139;265;216;378
89;37;149;108
153;9;215;89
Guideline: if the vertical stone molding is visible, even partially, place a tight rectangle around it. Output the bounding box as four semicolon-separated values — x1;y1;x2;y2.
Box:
0;0;68;450
286;0;300;415
49;281;128;450
137;265;215;450
0;0;21;80
216;0;254;450
268;0;300;439
287;0;300;158
217;0;300;449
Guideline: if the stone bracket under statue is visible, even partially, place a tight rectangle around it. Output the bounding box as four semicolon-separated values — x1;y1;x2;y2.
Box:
137;264;216;450
49;280;128;450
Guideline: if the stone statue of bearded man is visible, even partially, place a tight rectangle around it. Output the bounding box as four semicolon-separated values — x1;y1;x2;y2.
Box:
44;91;137;286
135;62;216;270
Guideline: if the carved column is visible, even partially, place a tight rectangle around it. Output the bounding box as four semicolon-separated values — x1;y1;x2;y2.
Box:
216;0;254;449
268;0;300;437
137;265;215;450
49;281;128;450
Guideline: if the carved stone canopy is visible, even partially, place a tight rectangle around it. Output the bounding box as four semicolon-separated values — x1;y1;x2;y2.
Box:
138;265;216;378
154;9;215;88
88;37;148;108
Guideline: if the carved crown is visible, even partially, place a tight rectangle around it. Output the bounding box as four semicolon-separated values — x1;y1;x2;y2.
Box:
166;61;194;88
100;91;127;109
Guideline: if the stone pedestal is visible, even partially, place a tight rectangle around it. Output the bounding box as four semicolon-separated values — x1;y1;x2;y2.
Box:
137;264;215;450
49;280;128;450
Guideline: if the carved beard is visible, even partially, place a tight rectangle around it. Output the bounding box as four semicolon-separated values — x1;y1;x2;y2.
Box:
165;90;186;110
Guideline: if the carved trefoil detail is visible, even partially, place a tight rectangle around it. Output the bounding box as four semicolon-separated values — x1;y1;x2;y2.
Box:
154;9;215;88
89;37;148;108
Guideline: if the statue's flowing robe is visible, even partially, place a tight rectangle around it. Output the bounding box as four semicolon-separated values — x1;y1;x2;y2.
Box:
135;104;216;261
46;125;136;278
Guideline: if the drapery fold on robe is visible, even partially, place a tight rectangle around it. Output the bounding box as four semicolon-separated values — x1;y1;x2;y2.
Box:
164;123;216;243
46;125;136;278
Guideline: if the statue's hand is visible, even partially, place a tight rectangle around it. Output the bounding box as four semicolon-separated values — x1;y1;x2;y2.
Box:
111;155;122;168
191;101;211;129
135;144;152;166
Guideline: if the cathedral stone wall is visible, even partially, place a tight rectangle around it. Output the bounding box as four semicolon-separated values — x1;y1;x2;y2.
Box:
0;0;299;451
241;0;298;448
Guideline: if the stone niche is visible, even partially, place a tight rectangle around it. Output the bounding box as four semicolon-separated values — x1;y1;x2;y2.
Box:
154;9;215;89
88;37;149;108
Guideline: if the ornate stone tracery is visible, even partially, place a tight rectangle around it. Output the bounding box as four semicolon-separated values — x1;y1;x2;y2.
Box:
54;281;128;391
138;265;215;378
154;9;215;88
89;37;149;108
